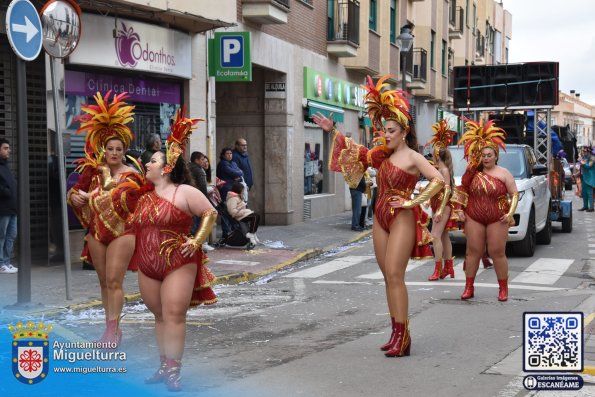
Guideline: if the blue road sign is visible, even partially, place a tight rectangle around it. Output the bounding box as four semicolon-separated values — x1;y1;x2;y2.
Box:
220;35;244;68
6;0;42;61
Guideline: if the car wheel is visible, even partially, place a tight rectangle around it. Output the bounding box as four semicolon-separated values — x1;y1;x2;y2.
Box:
514;208;536;257
561;211;572;233
536;216;552;244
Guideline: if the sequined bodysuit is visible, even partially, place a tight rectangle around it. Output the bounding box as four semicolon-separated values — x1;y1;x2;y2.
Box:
462;169;510;226
130;188;217;306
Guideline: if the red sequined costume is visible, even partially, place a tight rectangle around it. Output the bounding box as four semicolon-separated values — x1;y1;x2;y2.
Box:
130;188;217;306
429;188;461;231
460;168;510;226
329;131;433;259
67;167;144;268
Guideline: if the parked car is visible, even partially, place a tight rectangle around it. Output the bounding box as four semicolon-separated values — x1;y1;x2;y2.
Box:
419;144;552;257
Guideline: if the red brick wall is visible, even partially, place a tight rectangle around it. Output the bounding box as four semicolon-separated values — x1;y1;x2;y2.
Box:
238;0;328;56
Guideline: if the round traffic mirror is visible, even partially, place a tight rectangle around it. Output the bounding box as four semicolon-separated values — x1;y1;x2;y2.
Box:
40;0;82;58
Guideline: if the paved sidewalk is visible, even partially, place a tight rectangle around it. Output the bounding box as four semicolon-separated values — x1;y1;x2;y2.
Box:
0;212;371;317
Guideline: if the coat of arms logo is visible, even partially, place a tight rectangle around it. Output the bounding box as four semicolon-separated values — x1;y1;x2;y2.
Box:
9;321;53;384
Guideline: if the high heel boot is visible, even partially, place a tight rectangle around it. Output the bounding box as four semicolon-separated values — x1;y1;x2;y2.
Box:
145;355;167;384
498;278;508;302
440;258;455;279
461;276;475;300
428;260;442;281
384;320;411;357
380;317;397;351
103;318;122;347
164;358;182;392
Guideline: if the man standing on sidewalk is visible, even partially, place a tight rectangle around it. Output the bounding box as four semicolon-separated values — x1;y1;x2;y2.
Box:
0;138;17;274
232;138;253;195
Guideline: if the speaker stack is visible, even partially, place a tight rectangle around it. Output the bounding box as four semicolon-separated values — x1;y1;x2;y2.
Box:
453;62;559;109
488;113;525;144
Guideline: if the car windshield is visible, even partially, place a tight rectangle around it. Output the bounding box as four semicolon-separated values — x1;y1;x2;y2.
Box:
449;146;526;179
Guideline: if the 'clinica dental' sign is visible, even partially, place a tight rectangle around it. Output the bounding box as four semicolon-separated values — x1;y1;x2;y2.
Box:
68;13;192;79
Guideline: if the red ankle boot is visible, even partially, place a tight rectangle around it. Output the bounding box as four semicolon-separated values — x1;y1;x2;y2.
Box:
145;355;167;384
380;317;398;351
440;258;455;279
384;320;411;357
428;260;442;281
482;255;493;268
461;276;475;300
164;358;182;392
102;319;122;347
498;278;508;302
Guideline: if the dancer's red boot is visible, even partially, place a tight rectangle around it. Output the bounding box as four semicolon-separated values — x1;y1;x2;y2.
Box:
440;258;455;279
498;278;508;302
380;317;397;351
164;359;182;392
461;277;475;300
428;260;442;281
145;355;167;384
384;320;411;357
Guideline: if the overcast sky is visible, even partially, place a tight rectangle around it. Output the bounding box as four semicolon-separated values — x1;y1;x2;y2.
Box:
504;0;595;105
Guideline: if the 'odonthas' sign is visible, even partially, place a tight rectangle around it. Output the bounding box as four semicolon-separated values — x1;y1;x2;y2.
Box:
208;32;252;82
6;0;43;61
69;13;191;79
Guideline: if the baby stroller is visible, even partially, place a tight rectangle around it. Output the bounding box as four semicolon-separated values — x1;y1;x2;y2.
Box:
215;205;256;250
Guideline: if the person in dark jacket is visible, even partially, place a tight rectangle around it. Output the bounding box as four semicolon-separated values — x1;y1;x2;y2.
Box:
0;138;18;274
216;147;243;201
232;138;253;190
189;151;208;197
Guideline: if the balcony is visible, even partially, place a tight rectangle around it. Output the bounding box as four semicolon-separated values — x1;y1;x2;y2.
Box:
327;0;360;57
402;48;427;90
449;6;464;39
242;0;290;24
475;33;486;63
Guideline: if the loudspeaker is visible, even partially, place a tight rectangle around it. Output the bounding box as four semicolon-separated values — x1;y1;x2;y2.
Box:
488;113;525;144
522;62;559;106
489;64;523;107
453;66;488;109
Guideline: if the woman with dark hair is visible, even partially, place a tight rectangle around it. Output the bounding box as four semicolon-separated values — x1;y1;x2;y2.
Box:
313;75;444;357
458;119;518;302
67;92;143;347
227;182;260;245
131;109;217;392
216;147;243;201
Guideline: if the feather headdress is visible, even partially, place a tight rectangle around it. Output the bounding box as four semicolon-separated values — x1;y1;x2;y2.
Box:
428;119;456;157
362;75;411;134
163;107;203;174
74;91;135;171
458;118;507;168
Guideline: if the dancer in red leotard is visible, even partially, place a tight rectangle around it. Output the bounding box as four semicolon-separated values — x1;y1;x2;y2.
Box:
457;119;518;302
313;75;444;357
131;108;217;392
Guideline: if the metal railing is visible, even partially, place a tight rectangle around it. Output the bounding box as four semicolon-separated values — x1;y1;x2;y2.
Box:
327;0;360;45
412;48;427;82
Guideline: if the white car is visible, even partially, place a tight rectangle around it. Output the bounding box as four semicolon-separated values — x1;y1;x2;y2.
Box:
421;145;551;257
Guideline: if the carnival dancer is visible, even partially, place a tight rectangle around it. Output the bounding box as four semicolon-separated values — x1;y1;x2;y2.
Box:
131;108;217;392
313;75;444;357
457;119;518;302
426;120;460;281
67;92;143;346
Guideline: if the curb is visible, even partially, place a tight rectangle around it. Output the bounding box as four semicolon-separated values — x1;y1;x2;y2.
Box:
20;230;373;318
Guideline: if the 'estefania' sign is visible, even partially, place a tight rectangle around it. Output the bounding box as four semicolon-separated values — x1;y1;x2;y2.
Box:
69;14;191;79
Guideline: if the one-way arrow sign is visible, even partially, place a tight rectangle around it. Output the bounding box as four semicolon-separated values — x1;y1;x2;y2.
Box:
6;0;43;61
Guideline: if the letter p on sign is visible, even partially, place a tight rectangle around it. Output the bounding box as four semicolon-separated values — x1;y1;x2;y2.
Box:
221;36;243;68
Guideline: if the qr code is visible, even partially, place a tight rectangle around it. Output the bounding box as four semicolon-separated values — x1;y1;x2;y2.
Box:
523;312;583;372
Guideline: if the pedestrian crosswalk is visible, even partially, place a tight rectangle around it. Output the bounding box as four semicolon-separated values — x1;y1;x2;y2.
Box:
283;255;577;292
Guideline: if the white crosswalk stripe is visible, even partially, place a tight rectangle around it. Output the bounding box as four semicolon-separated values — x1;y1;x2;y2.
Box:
510;258;574;285
283;254;575;291
284;255;374;278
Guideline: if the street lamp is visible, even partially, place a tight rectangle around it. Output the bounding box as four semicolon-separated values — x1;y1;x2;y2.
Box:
396;25;414;91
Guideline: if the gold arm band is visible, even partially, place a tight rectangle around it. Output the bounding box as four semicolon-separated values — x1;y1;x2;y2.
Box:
505;192;519;222
188;208;218;249
435;185;451;217
403;177;445;209
101;167;117;190
449;187;468;208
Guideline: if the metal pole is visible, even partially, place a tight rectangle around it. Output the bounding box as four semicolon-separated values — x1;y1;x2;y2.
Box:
49;57;72;300
16;57;31;304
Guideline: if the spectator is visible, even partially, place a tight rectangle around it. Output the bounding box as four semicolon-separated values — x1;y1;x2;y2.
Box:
0;138;17;274
141;133;161;166
349;177;367;232
226;182;261;246
216;148;243;239
232;138;253;191
189;151;208;197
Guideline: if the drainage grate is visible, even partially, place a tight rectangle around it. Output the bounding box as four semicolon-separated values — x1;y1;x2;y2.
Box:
303;199;311;221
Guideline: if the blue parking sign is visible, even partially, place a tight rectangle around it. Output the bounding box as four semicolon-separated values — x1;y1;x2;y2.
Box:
220;36;244;68
5;0;43;61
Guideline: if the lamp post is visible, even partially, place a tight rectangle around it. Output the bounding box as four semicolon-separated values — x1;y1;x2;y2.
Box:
396;25;414;91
